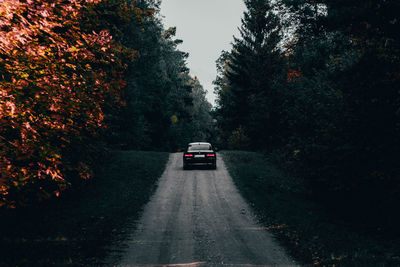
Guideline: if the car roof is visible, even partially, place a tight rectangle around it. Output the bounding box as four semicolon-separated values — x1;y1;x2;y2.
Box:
188;142;211;146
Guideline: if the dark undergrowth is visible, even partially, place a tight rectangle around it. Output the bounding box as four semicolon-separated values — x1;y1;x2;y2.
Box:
0;150;169;267
221;150;400;267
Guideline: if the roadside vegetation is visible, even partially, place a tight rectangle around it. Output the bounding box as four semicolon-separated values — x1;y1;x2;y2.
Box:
0;0;213;264
0;150;169;266
214;0;399;264
0;0;213;207
222;151;400;266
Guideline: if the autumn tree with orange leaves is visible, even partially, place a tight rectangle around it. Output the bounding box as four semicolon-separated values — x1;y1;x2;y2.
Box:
0;0;140;207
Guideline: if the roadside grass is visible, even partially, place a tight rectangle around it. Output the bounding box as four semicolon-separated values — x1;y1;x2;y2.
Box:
221;150;400;267
0;150;169;266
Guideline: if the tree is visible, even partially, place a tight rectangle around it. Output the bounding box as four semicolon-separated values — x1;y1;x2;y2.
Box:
215;0;285;149
0;0;214;208
190;77;213;142
276;0;400;223
0;0;138;207
111;3;213;151
215;0;400;224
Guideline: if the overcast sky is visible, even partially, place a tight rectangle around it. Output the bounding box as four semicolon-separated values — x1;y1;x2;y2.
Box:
160;0;246;106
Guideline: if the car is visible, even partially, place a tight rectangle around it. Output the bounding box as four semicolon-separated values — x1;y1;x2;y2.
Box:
183;142;217;170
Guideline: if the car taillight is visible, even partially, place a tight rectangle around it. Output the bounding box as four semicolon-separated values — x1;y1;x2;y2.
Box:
184;154;193;157
206;153;215;157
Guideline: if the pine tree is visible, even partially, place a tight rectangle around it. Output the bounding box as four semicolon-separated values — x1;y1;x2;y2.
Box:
224;0;285;149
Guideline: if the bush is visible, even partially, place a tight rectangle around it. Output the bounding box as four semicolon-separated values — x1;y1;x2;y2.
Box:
228;126;250;150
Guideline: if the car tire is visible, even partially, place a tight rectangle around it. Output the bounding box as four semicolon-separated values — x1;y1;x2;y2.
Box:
211;163;216;170
183;164;188;170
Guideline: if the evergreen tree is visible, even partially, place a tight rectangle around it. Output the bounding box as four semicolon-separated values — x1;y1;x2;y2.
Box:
216;0;285;149
190;77;213;142
278;0;400;222
112;4;213;151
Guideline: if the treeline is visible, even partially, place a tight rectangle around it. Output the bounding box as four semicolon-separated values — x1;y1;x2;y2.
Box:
215;0;400;225
0;0;212;208
109;0;213;151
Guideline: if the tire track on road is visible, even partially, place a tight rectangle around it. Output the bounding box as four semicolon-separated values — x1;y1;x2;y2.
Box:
108;153;298;266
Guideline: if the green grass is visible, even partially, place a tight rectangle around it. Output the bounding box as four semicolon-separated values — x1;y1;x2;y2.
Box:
0;150;169;266
221;150;400;267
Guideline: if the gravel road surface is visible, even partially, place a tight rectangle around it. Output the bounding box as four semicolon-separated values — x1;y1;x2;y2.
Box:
114;153;298;267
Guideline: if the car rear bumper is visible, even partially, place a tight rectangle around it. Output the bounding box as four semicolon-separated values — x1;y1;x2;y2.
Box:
183;158;216;166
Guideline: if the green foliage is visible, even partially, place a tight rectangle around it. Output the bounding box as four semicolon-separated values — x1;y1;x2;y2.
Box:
281;0;400;220
0;0;214;207
0;150;169;265
214;0;286;150
215;0;400;230
109;4;213;151
190;77;214;141
228;126;250;150
222;151;400;266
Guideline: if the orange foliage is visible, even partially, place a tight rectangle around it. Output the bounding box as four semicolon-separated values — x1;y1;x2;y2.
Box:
287;68;302;82
0;0;138;207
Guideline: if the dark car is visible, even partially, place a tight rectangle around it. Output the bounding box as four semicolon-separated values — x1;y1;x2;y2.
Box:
183;142;217;170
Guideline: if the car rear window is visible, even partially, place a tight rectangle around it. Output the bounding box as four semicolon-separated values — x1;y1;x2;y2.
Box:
188;144;211;151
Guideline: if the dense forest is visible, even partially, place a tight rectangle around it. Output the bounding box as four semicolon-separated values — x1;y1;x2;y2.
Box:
0;0;212;208
1;0;399;232
214;0;400;227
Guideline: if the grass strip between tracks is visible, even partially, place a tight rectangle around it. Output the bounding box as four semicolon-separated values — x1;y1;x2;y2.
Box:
221;150;400;266
0;150;169;266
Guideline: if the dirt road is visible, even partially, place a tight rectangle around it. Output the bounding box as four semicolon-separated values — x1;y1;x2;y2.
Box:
113;153;297;266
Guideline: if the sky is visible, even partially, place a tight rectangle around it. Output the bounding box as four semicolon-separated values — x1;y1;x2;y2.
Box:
160;0;246;106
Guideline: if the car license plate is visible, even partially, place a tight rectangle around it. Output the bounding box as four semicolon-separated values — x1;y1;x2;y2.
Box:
194;155;205;158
